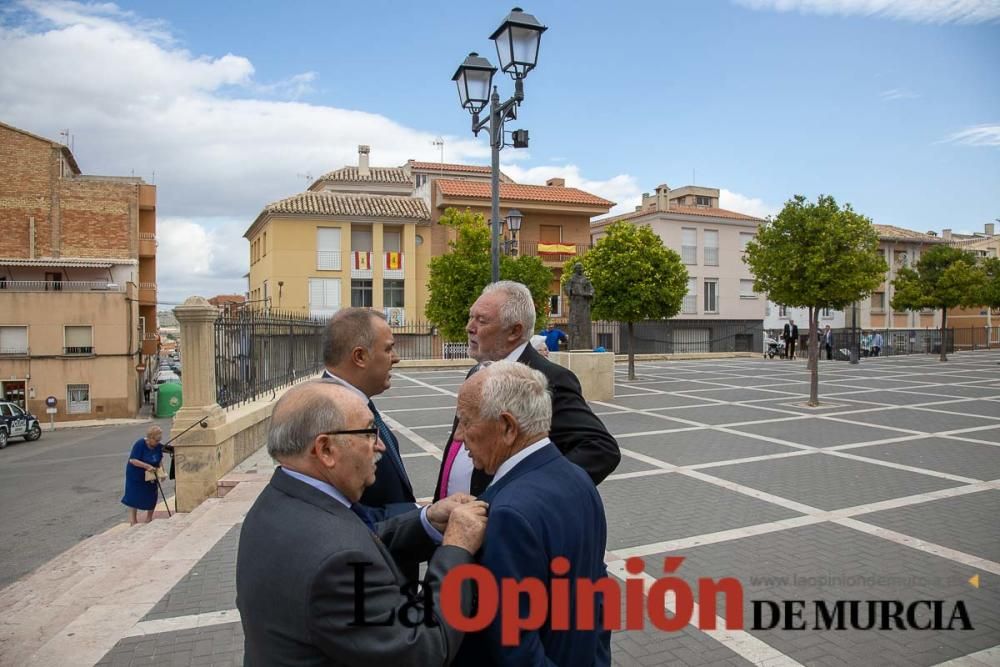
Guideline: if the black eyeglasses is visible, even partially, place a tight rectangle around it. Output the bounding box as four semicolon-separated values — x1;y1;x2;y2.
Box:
319;427;379;442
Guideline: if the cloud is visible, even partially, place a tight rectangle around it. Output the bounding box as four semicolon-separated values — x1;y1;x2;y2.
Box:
499;163;642;215
156;218;248;304
943;124;1000;147
733;0;1000;24
719;189;781;219
879;88;920;101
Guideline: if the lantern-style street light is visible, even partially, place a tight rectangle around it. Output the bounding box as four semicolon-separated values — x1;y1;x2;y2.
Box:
502;208;523;256
452;7;546;282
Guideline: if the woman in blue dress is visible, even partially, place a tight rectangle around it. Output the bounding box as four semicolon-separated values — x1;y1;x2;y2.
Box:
121;425;164;525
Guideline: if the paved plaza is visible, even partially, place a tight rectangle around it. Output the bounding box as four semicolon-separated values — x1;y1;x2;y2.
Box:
91;351;1000;665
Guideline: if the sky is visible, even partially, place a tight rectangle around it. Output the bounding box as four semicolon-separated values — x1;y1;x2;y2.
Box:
1;0;997;305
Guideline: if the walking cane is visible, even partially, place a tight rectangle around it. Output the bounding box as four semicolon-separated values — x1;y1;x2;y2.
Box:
160;418;209;516
155;474;172;518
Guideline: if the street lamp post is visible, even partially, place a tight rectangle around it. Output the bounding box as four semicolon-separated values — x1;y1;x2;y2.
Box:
452;7;546;283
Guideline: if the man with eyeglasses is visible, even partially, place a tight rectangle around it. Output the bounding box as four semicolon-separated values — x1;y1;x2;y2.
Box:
321;308;414;518
237;380;488;666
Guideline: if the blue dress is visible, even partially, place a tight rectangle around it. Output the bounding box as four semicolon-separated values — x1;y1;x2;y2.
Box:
121;438;163;510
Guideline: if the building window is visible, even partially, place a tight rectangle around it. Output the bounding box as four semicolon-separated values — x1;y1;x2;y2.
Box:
740;279;756;298
0;326;28;355
740;232;754;252
550;294;562;317
308;278;341;317
383;229;402;253
352;227;373;252
415;174;427;188
704;279;719;313
894;250;908;268
539;225;562;243
67;384;91;414
779;304;788;318
316;228;342;270
64;325;93;355
351;279;373;307
682;278;697;314
262;231;267;256
696;195;711;206
704;230;719;266
872;292;885;312
681;228;697;265
384;279;405;308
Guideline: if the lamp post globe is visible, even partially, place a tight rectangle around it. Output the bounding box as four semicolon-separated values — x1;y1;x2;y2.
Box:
452;52;496;114
490;7;547;79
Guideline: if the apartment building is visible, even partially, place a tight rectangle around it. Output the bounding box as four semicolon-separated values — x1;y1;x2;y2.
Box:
591;184;765;351
0;121;157;421
245;146;612;325
944;223;999;332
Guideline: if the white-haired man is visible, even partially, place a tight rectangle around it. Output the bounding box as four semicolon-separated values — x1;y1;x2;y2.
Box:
434;281;620;500
451;361;610;665
237;380;488;665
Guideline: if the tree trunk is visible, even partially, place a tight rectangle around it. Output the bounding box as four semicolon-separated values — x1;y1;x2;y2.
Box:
808;306;819;406
940;308;948;362
627;321;636;381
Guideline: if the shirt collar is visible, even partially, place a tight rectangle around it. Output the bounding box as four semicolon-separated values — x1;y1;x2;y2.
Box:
503;341;529;363
489;436;551;486
321;370;369;403
281;466;352;508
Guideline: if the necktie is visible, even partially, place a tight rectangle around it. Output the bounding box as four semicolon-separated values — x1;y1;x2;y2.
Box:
368;400;406;476
350;502;377;532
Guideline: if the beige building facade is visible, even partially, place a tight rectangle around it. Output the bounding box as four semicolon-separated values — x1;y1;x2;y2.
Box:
944;223;999;334
0;121;157;421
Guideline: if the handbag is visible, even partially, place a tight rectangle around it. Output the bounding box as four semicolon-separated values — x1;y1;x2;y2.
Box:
145;464;167;482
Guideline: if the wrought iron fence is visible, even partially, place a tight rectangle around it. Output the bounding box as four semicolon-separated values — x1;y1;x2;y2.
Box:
590;320;764;355
762;326;1000;360
214;309;328;409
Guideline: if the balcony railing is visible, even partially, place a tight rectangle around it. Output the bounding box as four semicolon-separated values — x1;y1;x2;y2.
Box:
518;242;590;262
139;232;157;256
0;280;125;292
704;246;719;266
384;251;405;278
317;250;342;271
681;246;697;265
63;346;94;355
0;347;29;356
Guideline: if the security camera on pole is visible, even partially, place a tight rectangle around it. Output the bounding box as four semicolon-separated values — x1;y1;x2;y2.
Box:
452;7;547;283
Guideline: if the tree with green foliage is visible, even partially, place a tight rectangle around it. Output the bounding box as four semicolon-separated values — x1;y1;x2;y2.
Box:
891;245;987;362
426;207;553;341
744;195;886;406
979;257;1000;311
568;222;688;380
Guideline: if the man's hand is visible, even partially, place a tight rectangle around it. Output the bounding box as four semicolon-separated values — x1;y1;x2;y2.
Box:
442;501;489;554
425;492;476;532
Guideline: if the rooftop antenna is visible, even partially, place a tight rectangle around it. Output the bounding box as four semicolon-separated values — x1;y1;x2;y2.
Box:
296;172;314;188
432;137;445;175
59;129;74;153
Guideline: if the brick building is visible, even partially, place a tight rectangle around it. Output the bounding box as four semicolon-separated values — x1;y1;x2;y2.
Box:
0;121;157;422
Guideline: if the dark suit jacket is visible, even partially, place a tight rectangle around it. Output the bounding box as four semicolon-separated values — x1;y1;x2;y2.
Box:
236;468;473;667
433;345;620;500
453;444;611;666
320;371;415;515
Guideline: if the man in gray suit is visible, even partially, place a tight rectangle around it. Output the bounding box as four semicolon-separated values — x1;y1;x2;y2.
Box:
237;380;488;666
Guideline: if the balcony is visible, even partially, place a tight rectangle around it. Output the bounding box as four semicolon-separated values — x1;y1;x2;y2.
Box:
317;250;342;271
63;346;94;356
142;332;159;356
383;251;404;279
519;242;590;263
350;251;373;278
139;232;157;257
0;280;124;292
139;282;157;304
704;246;719;266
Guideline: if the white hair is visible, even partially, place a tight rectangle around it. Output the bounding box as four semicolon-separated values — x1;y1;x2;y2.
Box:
479;360;551;437
481;280;535;344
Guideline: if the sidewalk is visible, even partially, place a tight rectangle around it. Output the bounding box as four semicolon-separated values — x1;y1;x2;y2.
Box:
0;446;277;666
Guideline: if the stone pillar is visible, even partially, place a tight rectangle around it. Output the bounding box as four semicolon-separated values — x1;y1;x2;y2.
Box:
172;296;227;511
548;351;615;402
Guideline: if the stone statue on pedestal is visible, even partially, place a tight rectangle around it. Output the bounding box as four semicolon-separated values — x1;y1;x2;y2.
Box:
565;264;594;350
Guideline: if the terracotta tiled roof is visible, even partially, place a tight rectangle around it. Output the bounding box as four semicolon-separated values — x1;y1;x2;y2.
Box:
595;204;764;226
874;224;943;243
316;166;409;184
436;179;614;208
409;161;492;174
264;192;429;220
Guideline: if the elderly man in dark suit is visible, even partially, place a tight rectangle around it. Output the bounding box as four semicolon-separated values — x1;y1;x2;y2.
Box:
236;380;488;666
434;281;620;500
452;361;610;665
321;308;414;518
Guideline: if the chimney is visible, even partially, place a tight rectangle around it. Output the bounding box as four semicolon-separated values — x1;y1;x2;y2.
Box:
942;228;952;241
358;145;370;177
986;222;995;237
641;192;651;209
926;230;937;237
655;183;670;212
546;177;565;187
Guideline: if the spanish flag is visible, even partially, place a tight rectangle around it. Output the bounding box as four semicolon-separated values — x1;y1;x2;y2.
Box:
386;252;402;270
355;251;370;270
537;243;576;255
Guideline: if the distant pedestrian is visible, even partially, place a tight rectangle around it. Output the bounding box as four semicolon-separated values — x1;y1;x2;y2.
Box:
143;380;152;405
121;425;164;526
784;319;799;360
871;331;884;357
823;325;833;360
540;322;568;352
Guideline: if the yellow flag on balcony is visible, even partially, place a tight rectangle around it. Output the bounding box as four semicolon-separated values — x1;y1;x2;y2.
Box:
355;251;370;270
537;243;576;255
386;252;402;270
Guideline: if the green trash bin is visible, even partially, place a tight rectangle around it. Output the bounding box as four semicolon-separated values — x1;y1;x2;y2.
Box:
155;382;183;418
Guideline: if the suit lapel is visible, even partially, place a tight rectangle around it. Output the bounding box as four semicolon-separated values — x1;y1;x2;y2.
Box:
370;402;412;496
480;444;561;503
